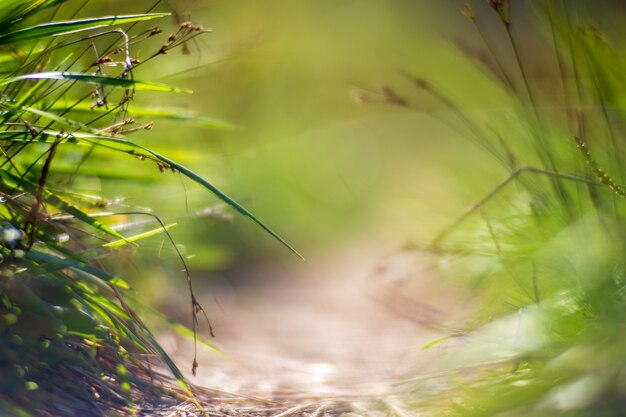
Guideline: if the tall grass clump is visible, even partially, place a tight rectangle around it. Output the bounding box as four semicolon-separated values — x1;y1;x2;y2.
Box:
359;1;626;416
0;1;295;416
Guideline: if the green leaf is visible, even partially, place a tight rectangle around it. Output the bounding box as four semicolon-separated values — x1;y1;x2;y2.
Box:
0;0;68;31
137;325;206;413
1;72;192;93
0;169;126;240
421;334;456;350
81;135;303;259
103;223;177;248
12;130;301;258
56;307;103;339
24;249;130;289
0;13;170;44
146;149;303;258
0;397;32;417
47;102;237;130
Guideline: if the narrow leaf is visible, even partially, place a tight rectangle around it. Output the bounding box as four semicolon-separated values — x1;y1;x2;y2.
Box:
103;223;176;248
0;169;126;240
0;13;170;44
84;135;303;259
137;326;206;414
1;72;192;93
48;102;237;130
24;250;129;289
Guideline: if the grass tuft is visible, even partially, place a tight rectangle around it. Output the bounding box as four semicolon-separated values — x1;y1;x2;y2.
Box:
0;1;296;415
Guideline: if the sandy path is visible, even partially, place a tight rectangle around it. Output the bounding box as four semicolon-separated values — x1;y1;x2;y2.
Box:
158;245;467;412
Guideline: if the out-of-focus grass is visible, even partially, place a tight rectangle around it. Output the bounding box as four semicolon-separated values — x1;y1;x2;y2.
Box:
349;1;626;416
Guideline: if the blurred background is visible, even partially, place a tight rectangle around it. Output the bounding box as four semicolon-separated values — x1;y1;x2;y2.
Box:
55;0;525;376
81;0;505;267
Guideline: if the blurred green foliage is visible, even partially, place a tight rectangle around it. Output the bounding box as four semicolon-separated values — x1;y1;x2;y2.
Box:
93;0;499;266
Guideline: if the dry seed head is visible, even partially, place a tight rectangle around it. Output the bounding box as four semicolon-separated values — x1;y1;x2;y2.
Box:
149;26;162;37
380;86;408;107
579;25;608;44
119;91;132;105
157;161;174;173
351;89;372;105
461;0;476;20
192;360;198;376
412;77;430;90
25;123;38;137
91;92;108;108
488;0;511;26
488;0;508;9
95;56;112;65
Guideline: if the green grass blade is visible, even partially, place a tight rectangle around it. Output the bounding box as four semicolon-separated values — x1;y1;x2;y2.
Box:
0;13;170;44
0;0;68;31
5;105;106;133
148;149;303;259
0;130;112;141
137;326;207;415
0;170;126;240
83;135;303;258
421;334;455;350
1;72;192;93
103;223;176;248
13;130;301;257
24;249;130;289
0;397;32;417
47;102;237;130
78;295;151;353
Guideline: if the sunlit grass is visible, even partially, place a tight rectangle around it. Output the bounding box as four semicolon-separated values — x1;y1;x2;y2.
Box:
355;1;626;416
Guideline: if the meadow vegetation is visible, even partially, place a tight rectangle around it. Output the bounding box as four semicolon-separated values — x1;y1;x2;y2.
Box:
0;1;289;415
355;1;626;416
4;1;626;416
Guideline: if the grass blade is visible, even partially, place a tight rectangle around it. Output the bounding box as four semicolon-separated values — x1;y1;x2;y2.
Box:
137;326;207;415
47;102;237;130
103;223;176;249
0;169;126;240
0;0;68;31
0;13;170;44
1;72;192;93
24;249;130;289
83;135;303;258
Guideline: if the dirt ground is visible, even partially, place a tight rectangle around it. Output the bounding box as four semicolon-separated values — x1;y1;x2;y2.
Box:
158;244;469;415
